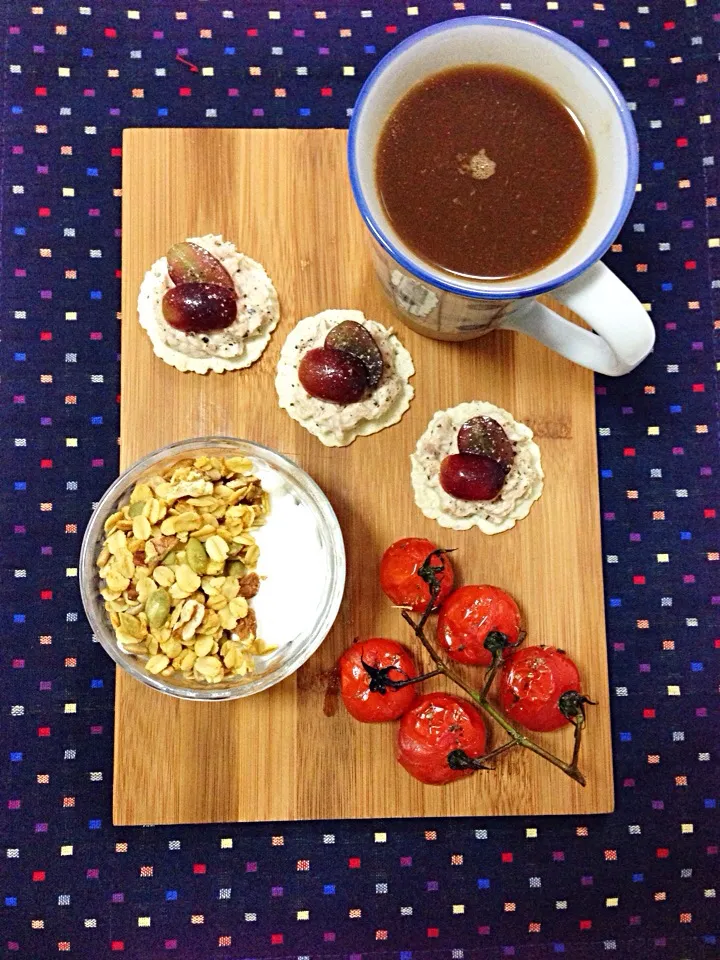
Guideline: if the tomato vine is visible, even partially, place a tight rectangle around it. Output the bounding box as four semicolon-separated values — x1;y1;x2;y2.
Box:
403;549;593;785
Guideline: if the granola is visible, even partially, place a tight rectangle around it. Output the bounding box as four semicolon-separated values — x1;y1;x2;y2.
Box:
96;454;276;684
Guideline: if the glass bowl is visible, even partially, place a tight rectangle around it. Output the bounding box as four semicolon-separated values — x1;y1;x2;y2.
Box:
79;437;346;701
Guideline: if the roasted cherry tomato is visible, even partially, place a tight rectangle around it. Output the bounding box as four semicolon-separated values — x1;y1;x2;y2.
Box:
379;538;454;612
437;585;522;666
498;646;587;732
339;638;418;723
396;692;487;784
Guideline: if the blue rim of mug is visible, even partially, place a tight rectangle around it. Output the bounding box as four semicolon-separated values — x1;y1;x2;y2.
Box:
347;15;639;301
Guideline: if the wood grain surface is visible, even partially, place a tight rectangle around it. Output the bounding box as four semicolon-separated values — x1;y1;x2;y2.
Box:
115;128;613;825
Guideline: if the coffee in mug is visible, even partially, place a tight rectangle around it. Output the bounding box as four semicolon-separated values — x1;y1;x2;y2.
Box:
376;65;595;282
348;16;656;376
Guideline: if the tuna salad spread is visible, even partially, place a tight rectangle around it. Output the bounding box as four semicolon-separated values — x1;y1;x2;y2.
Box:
411;401;544;534
276;308;414;447
137;234;279;375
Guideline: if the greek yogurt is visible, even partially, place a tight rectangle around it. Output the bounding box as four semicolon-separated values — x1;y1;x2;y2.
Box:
252;465;329;650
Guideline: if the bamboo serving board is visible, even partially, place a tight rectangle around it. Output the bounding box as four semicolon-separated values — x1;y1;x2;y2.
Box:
116;128;613;824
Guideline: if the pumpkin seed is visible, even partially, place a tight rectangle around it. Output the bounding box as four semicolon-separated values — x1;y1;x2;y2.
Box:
185;537;209;574
145;588;171;629
226;559;246;577
128;500;145;518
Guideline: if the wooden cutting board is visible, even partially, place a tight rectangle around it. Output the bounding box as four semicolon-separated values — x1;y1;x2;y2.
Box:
116;128;613;824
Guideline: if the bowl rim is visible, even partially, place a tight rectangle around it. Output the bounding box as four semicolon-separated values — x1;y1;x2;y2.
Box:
79;436;346;701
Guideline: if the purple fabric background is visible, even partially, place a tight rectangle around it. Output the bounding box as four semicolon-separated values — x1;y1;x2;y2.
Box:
1;1;718;957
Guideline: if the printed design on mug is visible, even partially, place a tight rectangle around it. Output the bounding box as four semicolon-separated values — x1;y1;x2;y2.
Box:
390;270;439;318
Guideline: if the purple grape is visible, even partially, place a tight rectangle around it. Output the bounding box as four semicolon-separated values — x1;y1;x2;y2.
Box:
298;347;369;403
457;416;514;471
167;241;234;289
162;282;237;333
325;320;384;388
440;454;507;501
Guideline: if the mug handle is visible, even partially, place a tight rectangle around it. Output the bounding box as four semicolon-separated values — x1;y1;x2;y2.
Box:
499;262;656;376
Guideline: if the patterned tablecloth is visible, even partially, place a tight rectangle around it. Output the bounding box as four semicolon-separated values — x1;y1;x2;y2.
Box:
1;1;718;957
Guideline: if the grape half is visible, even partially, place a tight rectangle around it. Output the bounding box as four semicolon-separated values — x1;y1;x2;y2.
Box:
439;453;507;501
298;347;368;404
457;416;514;471
167;241;234;289
162;282;237;333
324;320;384;388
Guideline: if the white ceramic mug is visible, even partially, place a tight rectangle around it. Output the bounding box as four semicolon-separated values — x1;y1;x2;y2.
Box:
348;16;656;376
